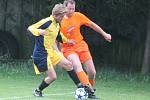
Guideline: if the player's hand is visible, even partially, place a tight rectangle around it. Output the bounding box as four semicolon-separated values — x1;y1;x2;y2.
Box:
104;33;112;42
67;39;76;45
40;30;46;35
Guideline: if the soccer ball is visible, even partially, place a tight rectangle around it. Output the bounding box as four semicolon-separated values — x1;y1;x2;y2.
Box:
75;88;88;100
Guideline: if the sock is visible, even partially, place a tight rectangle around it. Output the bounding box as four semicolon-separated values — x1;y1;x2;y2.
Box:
76;71;91;87
67;69;80;86
89;79;95;87
38;80;49;91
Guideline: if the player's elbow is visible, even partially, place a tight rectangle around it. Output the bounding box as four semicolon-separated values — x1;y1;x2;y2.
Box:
27;26;32;32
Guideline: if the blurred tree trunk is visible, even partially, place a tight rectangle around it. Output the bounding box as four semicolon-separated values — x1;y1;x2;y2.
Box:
141;1;150;74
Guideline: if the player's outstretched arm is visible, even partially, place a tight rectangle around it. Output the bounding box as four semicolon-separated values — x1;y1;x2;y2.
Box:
88;21;112;42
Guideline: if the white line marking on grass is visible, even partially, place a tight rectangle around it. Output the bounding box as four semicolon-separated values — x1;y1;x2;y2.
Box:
0;92;74;100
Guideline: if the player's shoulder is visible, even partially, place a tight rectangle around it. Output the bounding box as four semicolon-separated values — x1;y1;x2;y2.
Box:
42;17;51;22
40;17;53;25
74;12;86;17
74;12;83;16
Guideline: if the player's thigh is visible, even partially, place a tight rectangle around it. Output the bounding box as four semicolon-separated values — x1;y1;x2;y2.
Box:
49;50;63;66
67;53;83;72
57;57;73;71
50;50;72;70
79;50;92;64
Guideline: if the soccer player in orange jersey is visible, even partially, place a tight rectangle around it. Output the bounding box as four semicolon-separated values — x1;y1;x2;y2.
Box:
60;0;112;99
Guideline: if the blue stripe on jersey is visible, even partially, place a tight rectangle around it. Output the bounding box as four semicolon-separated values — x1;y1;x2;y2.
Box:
32;20;52;58
56;31;63;43
38;20;52;29
32;35;47;58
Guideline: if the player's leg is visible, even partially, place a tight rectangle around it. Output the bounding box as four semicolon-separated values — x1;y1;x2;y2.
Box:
79;50;98;99
83;59;96;87
33;56;56;97
82;59;99;99
34;68;57;97
51;50;81;87
77;42;96;87
67;54;93;89
68;53;99;99
56;56;81;87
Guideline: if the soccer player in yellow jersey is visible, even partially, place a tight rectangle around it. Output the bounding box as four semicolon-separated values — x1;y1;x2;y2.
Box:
28;4;80;97
61;0;112;99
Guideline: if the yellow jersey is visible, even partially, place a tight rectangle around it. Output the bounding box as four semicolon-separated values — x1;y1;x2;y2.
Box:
28;15;68;57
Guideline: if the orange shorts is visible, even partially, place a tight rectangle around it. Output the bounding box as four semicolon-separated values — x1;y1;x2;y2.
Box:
62;40;92;63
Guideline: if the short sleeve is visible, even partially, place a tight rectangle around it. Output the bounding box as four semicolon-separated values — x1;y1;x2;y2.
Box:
77;12;92;26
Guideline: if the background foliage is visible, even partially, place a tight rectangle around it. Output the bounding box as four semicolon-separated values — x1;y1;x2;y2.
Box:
18;0;150;72
0;0;148;72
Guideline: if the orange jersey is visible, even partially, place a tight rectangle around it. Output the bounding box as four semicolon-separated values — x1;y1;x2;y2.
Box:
60;12;92;43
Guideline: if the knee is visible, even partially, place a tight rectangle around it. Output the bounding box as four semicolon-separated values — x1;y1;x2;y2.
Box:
47;74;57;81
51;75;57;81
88;70;96;78
63;62;73;71
93;70;96;76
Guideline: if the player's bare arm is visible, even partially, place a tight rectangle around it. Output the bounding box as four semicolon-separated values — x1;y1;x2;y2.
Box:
88;21;112;42
39;29;46;35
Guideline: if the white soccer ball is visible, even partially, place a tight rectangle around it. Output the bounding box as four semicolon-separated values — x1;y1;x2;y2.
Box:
75;88;88;100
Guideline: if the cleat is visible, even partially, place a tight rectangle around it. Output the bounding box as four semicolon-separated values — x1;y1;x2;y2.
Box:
83;86;99;99
88;93;100;99
33;89;43;97
88;90;99;99
77;83;84;88
83;85;92;94
77;85;100;99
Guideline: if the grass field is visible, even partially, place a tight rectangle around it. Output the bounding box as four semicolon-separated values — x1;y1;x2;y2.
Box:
0;60;150;100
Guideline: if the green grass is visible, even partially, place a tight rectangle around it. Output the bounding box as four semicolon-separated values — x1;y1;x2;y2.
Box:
0;60;150;100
